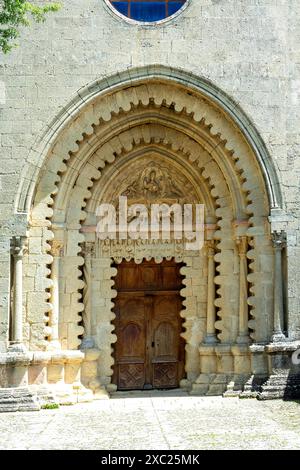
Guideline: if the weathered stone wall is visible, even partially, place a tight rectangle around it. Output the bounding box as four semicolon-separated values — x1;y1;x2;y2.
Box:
0;0;299;352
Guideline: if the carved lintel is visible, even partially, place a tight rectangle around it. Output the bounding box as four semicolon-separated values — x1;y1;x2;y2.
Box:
271;230;286;251
98;238;186;263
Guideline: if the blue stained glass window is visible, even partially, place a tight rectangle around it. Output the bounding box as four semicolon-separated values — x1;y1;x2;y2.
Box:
109;0;187;22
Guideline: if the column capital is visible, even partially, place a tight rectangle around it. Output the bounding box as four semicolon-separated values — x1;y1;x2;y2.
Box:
205;239;216;258
204;223;217;241
236;236;248;257
271;230;286;251
82;242;95;258
51;240;64;257
11;236;27;259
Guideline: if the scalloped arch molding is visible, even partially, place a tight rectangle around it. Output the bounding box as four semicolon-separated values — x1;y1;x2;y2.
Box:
16;65;282;215
18;66;282;394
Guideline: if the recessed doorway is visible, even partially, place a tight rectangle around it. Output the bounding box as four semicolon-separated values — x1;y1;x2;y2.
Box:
112;259;186;390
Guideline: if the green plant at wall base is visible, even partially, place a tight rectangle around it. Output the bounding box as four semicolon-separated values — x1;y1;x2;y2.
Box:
41;403;60;409
0;0;61;53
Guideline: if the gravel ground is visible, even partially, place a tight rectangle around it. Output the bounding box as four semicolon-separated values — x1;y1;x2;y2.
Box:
0;391;299;450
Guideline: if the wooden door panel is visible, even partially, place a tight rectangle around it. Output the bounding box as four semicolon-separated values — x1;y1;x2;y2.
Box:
116;265;139;290
153;321;176;359
153;363;178;389
118;363;145;390
114;297;146;389
119;322;144;361
151;295;184;388
141;266;160;289
113;259;185;390
161;266;182;290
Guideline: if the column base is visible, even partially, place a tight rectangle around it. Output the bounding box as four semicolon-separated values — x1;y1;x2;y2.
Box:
179;379;192;391
271;333;287;343
190;373;232;396
223;374;252;397
207;374;231;396
190;374;211;396
29;384;59;409
0;387;40;413
46;341;62;351
236;335;251;345
80;337;95;350
8;343;27;353
203;334;218;345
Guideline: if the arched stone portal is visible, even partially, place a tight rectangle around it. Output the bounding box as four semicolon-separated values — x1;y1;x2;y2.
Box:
6;66;294;405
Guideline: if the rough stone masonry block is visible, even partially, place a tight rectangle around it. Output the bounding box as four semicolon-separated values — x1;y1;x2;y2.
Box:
0;388;40;412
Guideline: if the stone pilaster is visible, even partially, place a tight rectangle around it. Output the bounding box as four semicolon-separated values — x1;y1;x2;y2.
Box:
236;236;250;344
48;240;63;350
204;240;217;344
271;231;286;342
81;243;95;349
9;236;27;352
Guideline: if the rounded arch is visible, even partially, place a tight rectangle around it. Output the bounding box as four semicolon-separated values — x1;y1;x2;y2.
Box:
19;66;279;392
16;64;282;216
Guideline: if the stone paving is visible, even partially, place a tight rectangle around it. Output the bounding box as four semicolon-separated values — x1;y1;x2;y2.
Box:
0;391;300;450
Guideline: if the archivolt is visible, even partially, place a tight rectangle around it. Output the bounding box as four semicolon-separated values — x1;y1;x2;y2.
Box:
16;65;282;215
22;71;275;351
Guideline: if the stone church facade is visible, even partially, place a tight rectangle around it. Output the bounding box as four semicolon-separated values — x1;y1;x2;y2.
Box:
0;0;300;411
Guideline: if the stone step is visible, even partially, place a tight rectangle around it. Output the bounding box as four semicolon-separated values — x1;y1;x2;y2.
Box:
0;387;40;413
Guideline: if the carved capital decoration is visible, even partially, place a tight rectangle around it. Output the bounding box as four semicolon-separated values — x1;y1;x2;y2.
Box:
82;242;95;258
236;236;248;258
271;230;286;251
205;239;216;259
51;240;63;257
11;236;27;259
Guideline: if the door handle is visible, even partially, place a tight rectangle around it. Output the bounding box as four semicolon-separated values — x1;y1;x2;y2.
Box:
151;341;155;348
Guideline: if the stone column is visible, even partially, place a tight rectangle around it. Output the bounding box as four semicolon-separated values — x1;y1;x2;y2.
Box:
48;240;63;350
236;236;250;344
81;243;94;349
9;237;27;352
204;240;217;344
271;231;287;342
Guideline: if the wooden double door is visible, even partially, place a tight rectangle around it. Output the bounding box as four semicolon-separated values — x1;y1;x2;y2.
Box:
112;259;185;390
